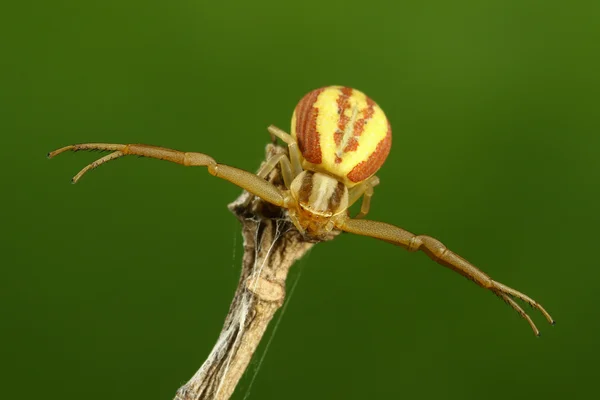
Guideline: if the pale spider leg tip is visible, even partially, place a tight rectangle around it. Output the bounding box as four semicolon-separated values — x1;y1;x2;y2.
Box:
48;145;75;159
530;323;541;337
72;169;89;184
72;172;88;184
534;303;555;326
497;291;542;337
495;282;555;328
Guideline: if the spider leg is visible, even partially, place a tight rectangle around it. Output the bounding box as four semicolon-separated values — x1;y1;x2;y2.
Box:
338;218;554;336
256;153;293;188
347;176;380;219
49;143;285;207
267;125;304;177
496;292;540;336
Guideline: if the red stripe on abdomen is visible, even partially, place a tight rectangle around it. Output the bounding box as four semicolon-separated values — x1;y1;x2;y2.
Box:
347;122;392;182
295;88;325;164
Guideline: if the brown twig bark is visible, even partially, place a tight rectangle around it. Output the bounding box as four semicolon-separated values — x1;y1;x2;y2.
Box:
174;143;338;400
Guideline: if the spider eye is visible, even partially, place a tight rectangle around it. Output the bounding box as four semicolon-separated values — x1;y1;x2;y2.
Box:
290;86;392;187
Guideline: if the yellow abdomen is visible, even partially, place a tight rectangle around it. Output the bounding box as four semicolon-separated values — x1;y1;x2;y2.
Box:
291;86;392;187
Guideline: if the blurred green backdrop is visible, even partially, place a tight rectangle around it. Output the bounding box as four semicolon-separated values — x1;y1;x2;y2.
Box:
2;0;599;399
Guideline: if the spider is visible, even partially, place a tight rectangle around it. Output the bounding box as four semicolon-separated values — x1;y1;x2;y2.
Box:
49;86;554;336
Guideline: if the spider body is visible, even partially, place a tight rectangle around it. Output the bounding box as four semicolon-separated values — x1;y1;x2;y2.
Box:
49;86;554;336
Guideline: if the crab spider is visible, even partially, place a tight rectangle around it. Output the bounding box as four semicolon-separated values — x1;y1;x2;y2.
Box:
49;86;554;336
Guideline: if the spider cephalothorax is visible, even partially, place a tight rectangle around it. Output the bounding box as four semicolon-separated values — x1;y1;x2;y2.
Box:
49;85;554;336
287;170;349;236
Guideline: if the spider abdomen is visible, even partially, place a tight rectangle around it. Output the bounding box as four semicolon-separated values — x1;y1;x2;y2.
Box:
291;86;392;187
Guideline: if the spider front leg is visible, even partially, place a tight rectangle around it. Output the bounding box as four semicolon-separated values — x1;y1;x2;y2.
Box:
338;218;554;336
48;143;286;207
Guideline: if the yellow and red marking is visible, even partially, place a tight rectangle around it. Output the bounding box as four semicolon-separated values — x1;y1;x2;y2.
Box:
291;86;391;186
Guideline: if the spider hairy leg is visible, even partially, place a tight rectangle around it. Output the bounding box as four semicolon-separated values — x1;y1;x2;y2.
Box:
338;218;554;336
497;292;540;336
48;143;285;207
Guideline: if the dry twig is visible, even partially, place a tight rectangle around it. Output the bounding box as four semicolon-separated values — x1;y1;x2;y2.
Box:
174;143;338;400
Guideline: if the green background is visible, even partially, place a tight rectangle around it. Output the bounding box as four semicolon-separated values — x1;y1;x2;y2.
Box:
2;0;599;399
